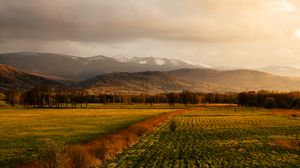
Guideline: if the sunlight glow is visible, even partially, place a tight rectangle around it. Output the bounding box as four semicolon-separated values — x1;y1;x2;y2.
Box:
280;0;296;12
295;29;300;39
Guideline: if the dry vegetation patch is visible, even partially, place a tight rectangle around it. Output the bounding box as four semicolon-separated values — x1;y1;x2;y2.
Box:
272;109;300;117
270;138;300;150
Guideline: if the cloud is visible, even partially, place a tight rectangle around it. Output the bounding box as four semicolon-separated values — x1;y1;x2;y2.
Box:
0;0;299;43
1;0;300;68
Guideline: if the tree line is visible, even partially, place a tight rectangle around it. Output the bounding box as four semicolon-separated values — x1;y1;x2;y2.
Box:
5;86;300;109
3;86;237;108
67;90;237;106
237;91;300;109
4;87;88;108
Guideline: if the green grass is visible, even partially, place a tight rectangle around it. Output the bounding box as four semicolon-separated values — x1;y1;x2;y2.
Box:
0;108;175;167
106;107;300;167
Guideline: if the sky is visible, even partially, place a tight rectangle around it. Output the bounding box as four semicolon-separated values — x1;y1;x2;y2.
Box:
1;0;300;68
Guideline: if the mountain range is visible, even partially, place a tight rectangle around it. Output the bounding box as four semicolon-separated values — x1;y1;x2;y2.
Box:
0;52;204;80
79;69;300;94
2;52;300;94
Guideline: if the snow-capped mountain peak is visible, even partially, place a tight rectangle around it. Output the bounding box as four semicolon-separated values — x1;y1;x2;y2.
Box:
154;58;165;65
197;63;212;69
113;55;167;65
111;55;212;68
113;55;135;63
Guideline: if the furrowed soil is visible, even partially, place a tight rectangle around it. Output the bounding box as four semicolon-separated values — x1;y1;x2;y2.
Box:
106;107;300;167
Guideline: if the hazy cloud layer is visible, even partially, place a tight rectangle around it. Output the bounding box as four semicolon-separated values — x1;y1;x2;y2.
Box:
1;0;300;67
1;0;299;42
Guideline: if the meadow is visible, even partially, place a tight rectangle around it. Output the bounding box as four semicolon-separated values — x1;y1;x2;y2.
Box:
106;107;300;167
0;108;175;167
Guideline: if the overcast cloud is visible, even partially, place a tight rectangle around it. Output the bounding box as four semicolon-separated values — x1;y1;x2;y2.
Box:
1;0;300;68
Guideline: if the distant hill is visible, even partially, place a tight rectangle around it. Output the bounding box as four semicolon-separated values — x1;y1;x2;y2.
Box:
0;64;62;91
2;62;300;94
0;52;205;80
258;65;300;77
171;69;300;90
78;71;193;95
79;68;300;94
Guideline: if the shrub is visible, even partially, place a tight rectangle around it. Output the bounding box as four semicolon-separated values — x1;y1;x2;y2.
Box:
39;139;70;168
264;97;277;109
293;98;300;108
69;146;90;168
169;120;177;133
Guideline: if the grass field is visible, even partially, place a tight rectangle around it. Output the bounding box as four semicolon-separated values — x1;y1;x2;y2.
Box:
0;108;175;167
106;107;300;167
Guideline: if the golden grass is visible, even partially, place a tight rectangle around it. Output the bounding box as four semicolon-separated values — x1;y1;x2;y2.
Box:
0;108;174;168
